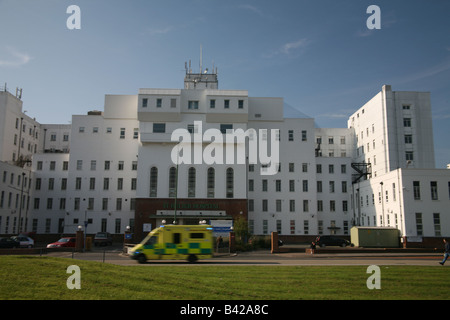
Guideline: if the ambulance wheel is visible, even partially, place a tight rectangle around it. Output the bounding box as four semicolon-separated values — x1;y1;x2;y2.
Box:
137;254;147;264
187;254;198;263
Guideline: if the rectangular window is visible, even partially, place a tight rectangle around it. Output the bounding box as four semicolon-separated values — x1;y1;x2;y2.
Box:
120;128;126;139
238;100;244;109
302;130;307;141
406;151;414;161
224;100;230;109
433;213;441;236
289;200;295;212
142;98;148;107
209;99;215;109
288;130;294;141
415;213;423;236
404;135;412;144
156;98;162;108
188;100;199;109
413;181;421;200
153;123;166;133
403;118;411;127
431;181;438;200
220;124;233;134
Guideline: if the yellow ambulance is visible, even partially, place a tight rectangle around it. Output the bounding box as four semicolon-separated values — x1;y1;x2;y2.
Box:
129;224;213;263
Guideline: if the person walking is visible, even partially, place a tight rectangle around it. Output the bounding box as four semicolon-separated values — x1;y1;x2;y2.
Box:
439;238;450;265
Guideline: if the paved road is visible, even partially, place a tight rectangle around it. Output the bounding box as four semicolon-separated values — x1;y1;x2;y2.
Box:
45;248;445;267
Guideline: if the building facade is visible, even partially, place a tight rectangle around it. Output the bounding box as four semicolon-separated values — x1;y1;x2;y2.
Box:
0;71;449;246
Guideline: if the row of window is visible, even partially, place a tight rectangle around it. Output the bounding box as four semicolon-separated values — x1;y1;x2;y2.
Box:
35;177;137;192
141;98;245;110
413;181;449;201
78;126;139;139
149;167;234;198
249;180;350;193
0;216;133;234
35;160;138;172
248;199;349;213
248;219;350;235
33;197;136;212
249;163;348;174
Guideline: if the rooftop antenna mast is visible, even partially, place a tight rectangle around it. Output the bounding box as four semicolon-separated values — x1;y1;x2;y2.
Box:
200;44;203;74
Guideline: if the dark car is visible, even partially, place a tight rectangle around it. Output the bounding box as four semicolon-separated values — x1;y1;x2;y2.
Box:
47;237;76;248
315;236;352;248
94;232;113;246
0;237;20;248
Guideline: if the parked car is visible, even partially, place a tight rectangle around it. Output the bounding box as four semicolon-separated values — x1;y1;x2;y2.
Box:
315;236;353;248
0;237;20;248
47;237;76;248
11;235;34;248
94;232;113;246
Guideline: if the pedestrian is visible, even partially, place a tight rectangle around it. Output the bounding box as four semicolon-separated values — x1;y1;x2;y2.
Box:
439;238;450;265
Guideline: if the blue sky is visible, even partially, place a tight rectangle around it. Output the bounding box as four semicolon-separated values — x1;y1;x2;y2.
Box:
0;0;449;168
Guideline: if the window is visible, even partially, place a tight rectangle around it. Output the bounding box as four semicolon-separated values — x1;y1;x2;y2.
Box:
104;161;110;170
302;180;308;192
226;168;234;198
289;200;295;212
169;167;177;198
404;135;412;144
275;180;281;192
79;127;85;133
413;181;421;200
170;98;177;108
90;160;96;171
150;167;158;197
142;98;148;108
188;167;196;197
188;101;199;109
403;118;411;127
207;167;215;198
303;200;309;212
153;123;166;133
220;124;233;134
276;200;282;212
90;178;96;190
224;100;230;109
406;151;414;161
262;200;268;212
248;179;254;192
289;180;295;192
120;128;126;139
302;130;307;141
262;179;268;192
156;98;162;108
238;100;244;109
433;213;441;236
289;163;295;172
415;213;423;236
210;100;215;109
133;128;139;139
288;130;294;141
430;181;438;200
118;161;124;170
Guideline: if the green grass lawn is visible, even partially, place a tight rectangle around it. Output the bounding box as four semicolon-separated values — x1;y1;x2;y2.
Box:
0;256;448;300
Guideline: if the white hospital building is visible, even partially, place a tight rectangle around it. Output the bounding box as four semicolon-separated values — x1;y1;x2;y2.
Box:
0;67;449;247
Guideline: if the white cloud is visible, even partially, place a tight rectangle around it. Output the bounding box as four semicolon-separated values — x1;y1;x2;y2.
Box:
239;4;264;18
0;46;32;67
263;38;310;58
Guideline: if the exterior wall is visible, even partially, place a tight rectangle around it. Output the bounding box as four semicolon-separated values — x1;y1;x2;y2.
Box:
0;161;33;234
0;90;41;164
